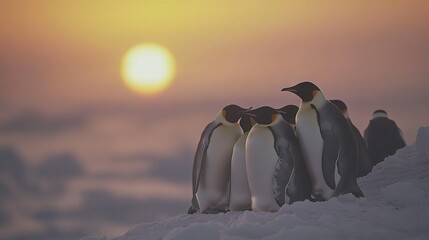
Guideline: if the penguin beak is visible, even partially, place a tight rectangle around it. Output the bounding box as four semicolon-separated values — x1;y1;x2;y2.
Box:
238;107;253;115
281;87;297;93
241;110;257;118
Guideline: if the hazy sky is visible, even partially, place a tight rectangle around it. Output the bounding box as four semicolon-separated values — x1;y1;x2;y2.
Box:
1;1;428;140
0;1;428;238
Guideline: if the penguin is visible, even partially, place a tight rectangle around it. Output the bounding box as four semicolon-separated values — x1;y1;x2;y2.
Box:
228;115;254;211
363;109;406;166
330;99;373;177
282;82;363;200
188;104;247;214
244;106;311;211
276;105;299;126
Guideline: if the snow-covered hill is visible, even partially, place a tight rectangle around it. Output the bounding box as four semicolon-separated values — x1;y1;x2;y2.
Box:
84;127;429;240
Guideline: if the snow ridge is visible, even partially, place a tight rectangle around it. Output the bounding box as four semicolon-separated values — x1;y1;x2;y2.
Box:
87;127;429;240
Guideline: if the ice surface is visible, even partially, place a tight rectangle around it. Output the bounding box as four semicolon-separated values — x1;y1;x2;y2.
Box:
85;127;429;240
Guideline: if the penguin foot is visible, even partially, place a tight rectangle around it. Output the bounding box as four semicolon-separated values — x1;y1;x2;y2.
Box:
352;190;365;198
202;208;227;214
309;196;325;202
187;206;198;214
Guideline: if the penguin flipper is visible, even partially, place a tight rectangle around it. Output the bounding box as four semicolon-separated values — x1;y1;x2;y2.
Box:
285;141;312;203
352;124;372;177
334;174;364;198
226;156;232;211
272;138;293;207
333;141;364;198
191;122;222;210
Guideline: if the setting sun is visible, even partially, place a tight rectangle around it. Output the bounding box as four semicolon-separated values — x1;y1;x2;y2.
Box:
121;43;176;95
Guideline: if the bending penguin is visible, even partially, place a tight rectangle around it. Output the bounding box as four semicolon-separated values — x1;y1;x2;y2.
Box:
330;99;373;177
282;82;363;200
276;105;299;127
275;104;312;203
188;104;248;214
228;115;254;211
244;106;311;212
364;109;406;166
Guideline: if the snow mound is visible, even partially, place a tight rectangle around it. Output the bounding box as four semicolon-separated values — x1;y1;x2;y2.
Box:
86;127;429;240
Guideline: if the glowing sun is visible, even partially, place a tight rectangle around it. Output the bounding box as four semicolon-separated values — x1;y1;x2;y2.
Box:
121;43;176;95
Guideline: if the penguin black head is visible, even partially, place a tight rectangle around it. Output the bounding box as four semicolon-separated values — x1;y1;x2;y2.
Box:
242;106;279;125
276;105;299;125
373;109;387;115
372;109;388;119
281;81;320;102
330;99;348;114
222;104;248;123
239;115;254;133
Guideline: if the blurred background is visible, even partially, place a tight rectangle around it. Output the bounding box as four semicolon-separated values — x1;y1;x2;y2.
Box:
0;1;428;239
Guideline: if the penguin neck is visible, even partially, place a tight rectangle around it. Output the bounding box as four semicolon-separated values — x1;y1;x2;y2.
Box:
343;110;350;120
272;113;284;126
300;91;326;109
255;113;283;127
215;110;237;126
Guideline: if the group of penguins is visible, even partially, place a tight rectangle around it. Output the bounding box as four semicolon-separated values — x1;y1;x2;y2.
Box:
188;81;406;214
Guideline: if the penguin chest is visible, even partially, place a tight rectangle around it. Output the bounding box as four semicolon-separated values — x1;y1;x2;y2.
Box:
246;126;279;211
296;109;334;199
204;125;241;189
230;133;252;210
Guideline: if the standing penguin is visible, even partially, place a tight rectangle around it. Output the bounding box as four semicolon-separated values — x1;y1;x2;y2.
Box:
330;100;373;177
244;106;311;212
188;104;247;214
228;115;254;211
282;82;363;200
364;110;406;166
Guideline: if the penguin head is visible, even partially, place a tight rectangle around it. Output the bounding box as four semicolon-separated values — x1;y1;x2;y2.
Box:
372;109;388;119
242;106;281;125
222;104;249;123
281;81;321;102
330;99;349;119
276;105;299;125
330;99;349;113
239;115;254;133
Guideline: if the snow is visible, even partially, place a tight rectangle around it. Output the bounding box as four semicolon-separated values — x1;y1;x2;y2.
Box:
85;127;429;240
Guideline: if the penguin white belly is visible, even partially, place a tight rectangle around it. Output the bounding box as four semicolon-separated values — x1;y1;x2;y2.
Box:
229;133;252;211
246;126;280;212
296;109;335;200
196;125;241;211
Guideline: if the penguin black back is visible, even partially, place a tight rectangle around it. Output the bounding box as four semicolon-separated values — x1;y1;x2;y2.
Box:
277;105;299;125
329;99;373;177
364;110;406;165
330;99;347;114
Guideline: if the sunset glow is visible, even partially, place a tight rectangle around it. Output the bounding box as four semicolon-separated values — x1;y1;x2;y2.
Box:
121;43;176;95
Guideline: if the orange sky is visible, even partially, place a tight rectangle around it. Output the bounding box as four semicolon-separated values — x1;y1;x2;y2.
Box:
0;0;428;173
1;1;428;117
